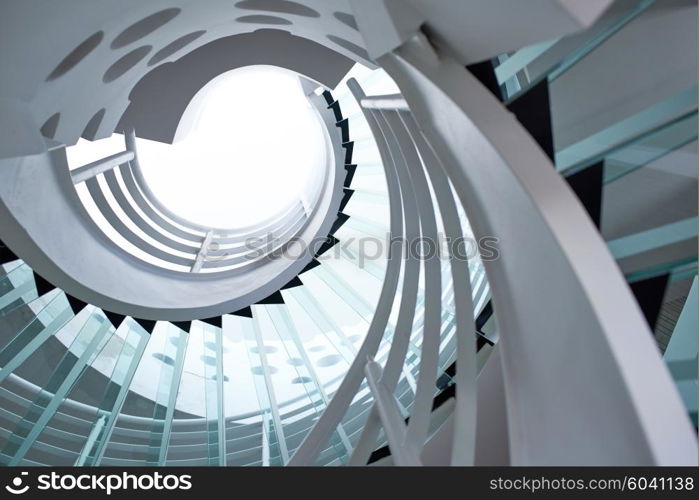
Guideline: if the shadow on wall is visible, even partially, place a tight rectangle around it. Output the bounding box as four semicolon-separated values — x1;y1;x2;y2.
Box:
118;29;355;144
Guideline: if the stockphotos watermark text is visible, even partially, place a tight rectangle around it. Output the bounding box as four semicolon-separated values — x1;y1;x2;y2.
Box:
205;232;500;267
4;470;192;495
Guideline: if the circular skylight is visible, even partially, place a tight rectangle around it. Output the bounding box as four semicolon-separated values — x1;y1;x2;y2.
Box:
135;65;327;229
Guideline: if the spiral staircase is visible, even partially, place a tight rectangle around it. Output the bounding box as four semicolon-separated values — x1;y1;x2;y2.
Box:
0;0;697;466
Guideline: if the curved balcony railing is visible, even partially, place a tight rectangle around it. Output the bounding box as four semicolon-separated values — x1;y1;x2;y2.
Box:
69;127;325;274
0;271;492;466
0;86;349;320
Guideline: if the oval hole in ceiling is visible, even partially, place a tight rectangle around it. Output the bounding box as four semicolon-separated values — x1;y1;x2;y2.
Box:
111;8;181;49
46;31;104;81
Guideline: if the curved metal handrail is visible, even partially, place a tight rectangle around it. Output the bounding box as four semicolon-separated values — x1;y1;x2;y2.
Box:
201;210;309;270
102;169;201;255
125;129;312;236
116;161;206;242
74;129;328;274
83;176;197;268
345;98;423;466
288;78;406;466
401;112;477;466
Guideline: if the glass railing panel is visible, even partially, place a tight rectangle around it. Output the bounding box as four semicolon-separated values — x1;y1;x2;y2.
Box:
494;38;560;89
358;163;387;175
663;276;698;426
100;321;182;465
495;0;656;102
79;318;149;466
334;386;374;462
284;288;358;366
1;307;114;465
0;259;24;277
342;191;389;233
240;311;285;465
154;323;226;466
555;86;697;175
312;258;424;367
307;272;435;454
163;323;206;465
317;258;383;317
36;332;129;464
350;136;383;165
0;290;72;379
251;306;331;460
437;313;458;372
305;265;376;323
344;187;388;208
266;303;349;463
346;117;373;142
0;263;36;316
287;288;388;463
310;261;402;367
607;217;697;261
27;313;130;466
332;231;387;281
0;286;50;321
625;256;698;284
143;322;188;465
201;322;225;465
349;167;389;191
336;93;362;122
294;262;410;458
603;114;697;183
341;215;388;239
221;314;264;466
0;300;73;463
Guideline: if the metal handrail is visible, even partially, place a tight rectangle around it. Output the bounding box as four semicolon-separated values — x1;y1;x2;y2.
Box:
73;127;330;274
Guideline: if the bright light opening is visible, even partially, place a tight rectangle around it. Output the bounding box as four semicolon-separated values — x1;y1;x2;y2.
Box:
135;65;327;229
